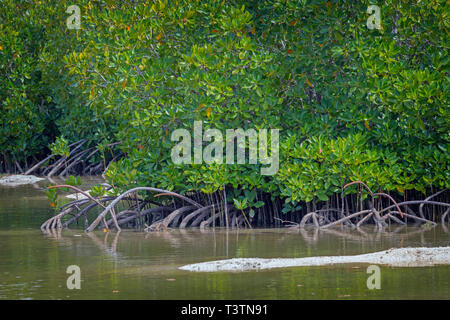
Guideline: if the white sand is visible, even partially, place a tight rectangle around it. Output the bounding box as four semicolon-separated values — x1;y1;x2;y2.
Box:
179;247;450;272
0;174;45;186
66;190;91;199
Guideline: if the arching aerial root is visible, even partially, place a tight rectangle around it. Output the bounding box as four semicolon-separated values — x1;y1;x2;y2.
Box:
25;140;122;177
41;185;242;233
297;184;449;230
41;182;449;233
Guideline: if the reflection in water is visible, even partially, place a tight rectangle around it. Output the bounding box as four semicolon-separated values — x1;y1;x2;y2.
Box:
296;224;448;246
86;231;121;258
1;225;450;299
42;224;449;263
1;180;449;299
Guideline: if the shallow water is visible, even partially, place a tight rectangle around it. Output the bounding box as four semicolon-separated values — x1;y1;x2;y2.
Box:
0;176;449;299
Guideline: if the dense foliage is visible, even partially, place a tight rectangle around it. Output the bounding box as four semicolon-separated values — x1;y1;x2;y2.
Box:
0;1;58;166
1;1;449;212
0;0;114;169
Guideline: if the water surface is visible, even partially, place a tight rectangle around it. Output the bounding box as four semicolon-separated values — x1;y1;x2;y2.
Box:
0;177;449;299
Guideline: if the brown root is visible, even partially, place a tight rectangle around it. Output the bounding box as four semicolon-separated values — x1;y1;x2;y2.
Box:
40;181;449;233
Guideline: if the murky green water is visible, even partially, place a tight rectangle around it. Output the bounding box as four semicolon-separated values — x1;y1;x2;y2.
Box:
0;177;449;299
